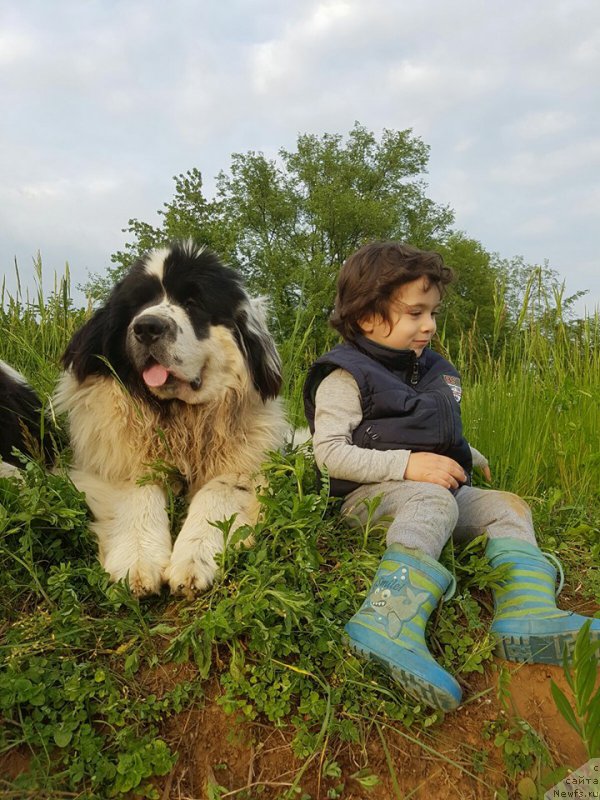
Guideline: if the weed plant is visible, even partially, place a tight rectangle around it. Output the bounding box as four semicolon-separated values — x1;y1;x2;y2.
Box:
1;259;87;396
551;620;600;759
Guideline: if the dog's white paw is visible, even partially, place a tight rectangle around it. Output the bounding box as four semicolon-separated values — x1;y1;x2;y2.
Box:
166;538;220;598
104;555;166;597
127;563;165;597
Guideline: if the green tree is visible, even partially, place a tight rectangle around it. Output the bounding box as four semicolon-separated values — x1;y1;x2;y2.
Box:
213;123;458;352
84;123;509;358
436;233;498;349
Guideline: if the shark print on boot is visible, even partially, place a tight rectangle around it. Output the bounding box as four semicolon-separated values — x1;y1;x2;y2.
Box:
345;544;462;712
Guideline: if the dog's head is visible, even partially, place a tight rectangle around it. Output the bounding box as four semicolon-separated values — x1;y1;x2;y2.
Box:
63;242;282;404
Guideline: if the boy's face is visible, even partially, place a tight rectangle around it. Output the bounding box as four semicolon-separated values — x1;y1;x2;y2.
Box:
359;278;441;356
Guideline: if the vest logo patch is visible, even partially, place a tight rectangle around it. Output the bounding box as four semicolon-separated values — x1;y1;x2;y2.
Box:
443;374;462;403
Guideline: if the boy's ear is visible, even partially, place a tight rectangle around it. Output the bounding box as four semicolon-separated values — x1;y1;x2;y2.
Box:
358;314;376;334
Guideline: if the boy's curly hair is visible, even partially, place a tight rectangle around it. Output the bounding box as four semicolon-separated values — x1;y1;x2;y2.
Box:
330;241;454;342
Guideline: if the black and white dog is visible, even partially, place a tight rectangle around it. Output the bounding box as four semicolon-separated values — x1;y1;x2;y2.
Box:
0;361;53;477
54;241;287;597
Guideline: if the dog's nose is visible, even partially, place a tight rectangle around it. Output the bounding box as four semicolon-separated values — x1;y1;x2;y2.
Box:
133;315;170;344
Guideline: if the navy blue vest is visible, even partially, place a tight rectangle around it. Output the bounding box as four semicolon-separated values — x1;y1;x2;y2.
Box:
303;337;472;497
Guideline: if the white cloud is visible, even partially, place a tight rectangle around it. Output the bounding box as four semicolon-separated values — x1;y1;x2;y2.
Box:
490;140;600;186
507;111;577;140
572;28;600;66
576;185;600;217
427;167;478;218
19;181;68;200
0;28;35;65
515;214;556;237
387;60;440;92
453;138;477;154
307;0;356;34
0;0;599;315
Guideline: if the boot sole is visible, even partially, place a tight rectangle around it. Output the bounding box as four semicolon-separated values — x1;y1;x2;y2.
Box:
494;628;600;665
347;638;461;712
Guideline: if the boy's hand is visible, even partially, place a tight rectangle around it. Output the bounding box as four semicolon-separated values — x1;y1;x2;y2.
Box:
404;452;468;490
478;463;492;483
470;445;492;483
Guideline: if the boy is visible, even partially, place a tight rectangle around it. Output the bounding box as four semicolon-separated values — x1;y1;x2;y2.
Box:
303;241;599;712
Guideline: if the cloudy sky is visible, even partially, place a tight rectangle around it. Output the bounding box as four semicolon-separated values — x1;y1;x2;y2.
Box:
1;0;599;314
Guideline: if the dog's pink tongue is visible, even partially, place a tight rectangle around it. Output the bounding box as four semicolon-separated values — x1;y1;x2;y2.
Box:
142;364;169;387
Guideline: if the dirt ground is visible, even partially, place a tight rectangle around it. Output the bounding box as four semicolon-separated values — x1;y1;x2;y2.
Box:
0;655;593;800
154;659;591;800
4;589;599;799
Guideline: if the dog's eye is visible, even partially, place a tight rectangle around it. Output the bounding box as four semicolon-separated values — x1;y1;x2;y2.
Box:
184;298;198;310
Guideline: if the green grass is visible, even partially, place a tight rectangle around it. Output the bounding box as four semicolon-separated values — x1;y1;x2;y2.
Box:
1;258;88;397
454;295;600;509
0;262;599;798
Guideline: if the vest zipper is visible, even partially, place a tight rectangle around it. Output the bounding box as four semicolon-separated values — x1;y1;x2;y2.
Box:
410;359;419;386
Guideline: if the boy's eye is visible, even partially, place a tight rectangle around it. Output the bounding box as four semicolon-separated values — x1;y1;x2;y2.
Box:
407;308;441;318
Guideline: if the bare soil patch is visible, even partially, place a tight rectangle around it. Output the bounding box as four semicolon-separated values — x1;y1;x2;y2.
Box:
155;659;589;800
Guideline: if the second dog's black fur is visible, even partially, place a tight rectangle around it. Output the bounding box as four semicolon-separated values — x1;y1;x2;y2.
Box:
0;362;54;467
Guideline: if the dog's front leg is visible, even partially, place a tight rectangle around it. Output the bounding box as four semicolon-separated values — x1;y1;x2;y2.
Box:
166;474;259;597
70;470;172;597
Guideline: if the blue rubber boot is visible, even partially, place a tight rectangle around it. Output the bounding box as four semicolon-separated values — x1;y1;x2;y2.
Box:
345;544;462;712
487;537;600;664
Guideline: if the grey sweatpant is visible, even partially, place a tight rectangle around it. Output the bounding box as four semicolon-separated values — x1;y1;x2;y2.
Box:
342;481;536;559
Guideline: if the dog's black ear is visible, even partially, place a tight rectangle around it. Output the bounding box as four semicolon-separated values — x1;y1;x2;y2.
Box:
235;298;282;401
62;305;113;381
